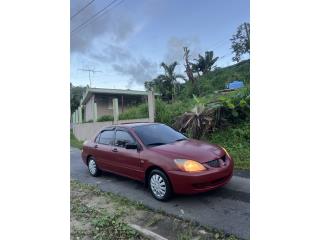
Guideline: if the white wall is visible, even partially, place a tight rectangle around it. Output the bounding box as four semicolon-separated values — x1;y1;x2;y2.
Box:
73;121;112;141
73;118;152;141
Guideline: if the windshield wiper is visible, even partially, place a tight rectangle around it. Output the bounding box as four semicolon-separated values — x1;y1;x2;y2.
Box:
147;142;166;147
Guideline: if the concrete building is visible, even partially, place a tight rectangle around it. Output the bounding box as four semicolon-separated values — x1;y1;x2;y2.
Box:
75;87;157;122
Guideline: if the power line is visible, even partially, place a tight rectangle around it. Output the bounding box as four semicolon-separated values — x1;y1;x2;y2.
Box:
71;0;96;20
71;0;122;35
72;0;124;36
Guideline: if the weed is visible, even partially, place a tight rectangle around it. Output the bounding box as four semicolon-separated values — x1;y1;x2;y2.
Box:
70;130;83;149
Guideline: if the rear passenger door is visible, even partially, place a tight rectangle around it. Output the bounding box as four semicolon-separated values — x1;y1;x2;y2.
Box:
95;129;116;171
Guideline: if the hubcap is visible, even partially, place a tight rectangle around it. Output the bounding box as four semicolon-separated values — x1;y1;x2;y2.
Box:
88;159;97;175
150;174;166;198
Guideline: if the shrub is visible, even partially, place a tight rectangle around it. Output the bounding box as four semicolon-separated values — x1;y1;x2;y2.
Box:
119;103;148;120
218;86;250;126
155;99;195;125
97;115;114;122
210;123;250;169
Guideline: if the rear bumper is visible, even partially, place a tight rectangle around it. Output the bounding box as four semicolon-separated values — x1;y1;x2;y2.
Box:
167;157;234;194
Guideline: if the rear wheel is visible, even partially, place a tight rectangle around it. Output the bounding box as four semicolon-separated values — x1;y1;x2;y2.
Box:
149;169;172;201
87;157;100;177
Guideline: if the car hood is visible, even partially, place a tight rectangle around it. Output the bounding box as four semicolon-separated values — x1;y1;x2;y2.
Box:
149;139;225;163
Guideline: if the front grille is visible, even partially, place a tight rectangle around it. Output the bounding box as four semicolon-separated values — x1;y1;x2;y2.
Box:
206;155;226;168
207;159;221;167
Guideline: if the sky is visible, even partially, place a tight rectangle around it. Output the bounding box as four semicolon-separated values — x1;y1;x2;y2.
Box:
70;0;249;90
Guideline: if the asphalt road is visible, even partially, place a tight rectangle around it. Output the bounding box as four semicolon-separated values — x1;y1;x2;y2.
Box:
70;147;250;239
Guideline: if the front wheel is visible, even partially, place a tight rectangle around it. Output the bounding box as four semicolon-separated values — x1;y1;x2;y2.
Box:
149;169;172;201
87;157;100;177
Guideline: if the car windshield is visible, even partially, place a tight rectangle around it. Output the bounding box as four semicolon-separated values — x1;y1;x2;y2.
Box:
133;124;187;147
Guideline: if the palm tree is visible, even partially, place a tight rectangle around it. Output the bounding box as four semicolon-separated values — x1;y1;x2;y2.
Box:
192;51;219;75
158;62;185;101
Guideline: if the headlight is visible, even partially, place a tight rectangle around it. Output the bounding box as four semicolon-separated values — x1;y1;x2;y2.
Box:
174;159;206;172
221;147;231;158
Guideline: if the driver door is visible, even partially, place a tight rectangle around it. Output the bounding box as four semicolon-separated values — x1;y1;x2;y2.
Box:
112;128;143;181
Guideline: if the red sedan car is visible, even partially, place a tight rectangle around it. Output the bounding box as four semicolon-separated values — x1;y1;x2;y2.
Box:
81;123;233;201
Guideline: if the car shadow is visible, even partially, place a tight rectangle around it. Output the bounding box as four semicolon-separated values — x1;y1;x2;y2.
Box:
98;171;249;203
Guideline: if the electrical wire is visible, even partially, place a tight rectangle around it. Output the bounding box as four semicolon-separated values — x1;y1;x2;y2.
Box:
71;0;122;35
71;0;96;20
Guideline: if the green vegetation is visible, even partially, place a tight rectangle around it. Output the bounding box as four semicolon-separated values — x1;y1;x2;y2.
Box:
155;98;195;125
115;98;195;124
119;103;148;120
70;130;83;149
180;60;249;98
70;83;86;113
97;115;114;122
210;123;250;169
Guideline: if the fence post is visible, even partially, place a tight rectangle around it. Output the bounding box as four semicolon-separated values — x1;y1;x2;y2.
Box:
78;106;82;123
113;98;119;124
93;102;97;122
75;109;78;123
148;91;155;122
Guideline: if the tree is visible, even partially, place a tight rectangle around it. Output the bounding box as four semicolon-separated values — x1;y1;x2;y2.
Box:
192;51;219;75
183;47;195;85
145;62;185;101
158;62;186;101
70;83;86;113
145;76;171;101
230;22;250;62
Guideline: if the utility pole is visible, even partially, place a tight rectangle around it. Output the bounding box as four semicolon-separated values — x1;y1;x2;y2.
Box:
78;67;101;87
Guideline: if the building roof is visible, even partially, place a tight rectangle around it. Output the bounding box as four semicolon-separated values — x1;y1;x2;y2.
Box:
80;87;159;105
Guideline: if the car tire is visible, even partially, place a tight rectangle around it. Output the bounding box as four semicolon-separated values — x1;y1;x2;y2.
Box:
148;169;172;201
87;157;100;177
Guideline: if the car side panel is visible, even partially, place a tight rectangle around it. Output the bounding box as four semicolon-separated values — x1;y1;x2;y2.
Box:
111;147;144;181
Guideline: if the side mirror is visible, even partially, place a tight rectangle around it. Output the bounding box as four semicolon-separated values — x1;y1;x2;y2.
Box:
125;143;138;150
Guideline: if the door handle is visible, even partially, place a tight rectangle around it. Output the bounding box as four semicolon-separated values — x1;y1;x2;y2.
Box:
112;148;118;152
94;144;98;149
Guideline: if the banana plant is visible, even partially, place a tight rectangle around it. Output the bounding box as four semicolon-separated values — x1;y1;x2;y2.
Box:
173;95;222;139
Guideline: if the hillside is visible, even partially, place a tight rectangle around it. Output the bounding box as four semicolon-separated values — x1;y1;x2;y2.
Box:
179;59;250;98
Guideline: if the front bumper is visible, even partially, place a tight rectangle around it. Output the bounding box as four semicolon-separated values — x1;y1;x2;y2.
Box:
81;150;87;165
167;156;234;194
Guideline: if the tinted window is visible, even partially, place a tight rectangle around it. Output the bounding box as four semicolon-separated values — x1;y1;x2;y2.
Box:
133;124;186;147
115;130;135;148
98;130;114;145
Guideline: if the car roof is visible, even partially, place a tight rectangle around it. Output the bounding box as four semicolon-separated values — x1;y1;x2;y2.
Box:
102;122;159;130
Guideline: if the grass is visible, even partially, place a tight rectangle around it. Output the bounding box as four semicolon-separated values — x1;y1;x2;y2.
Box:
70;130;83;149
71;180;239;240
71;186;144;240
209;123;250;170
